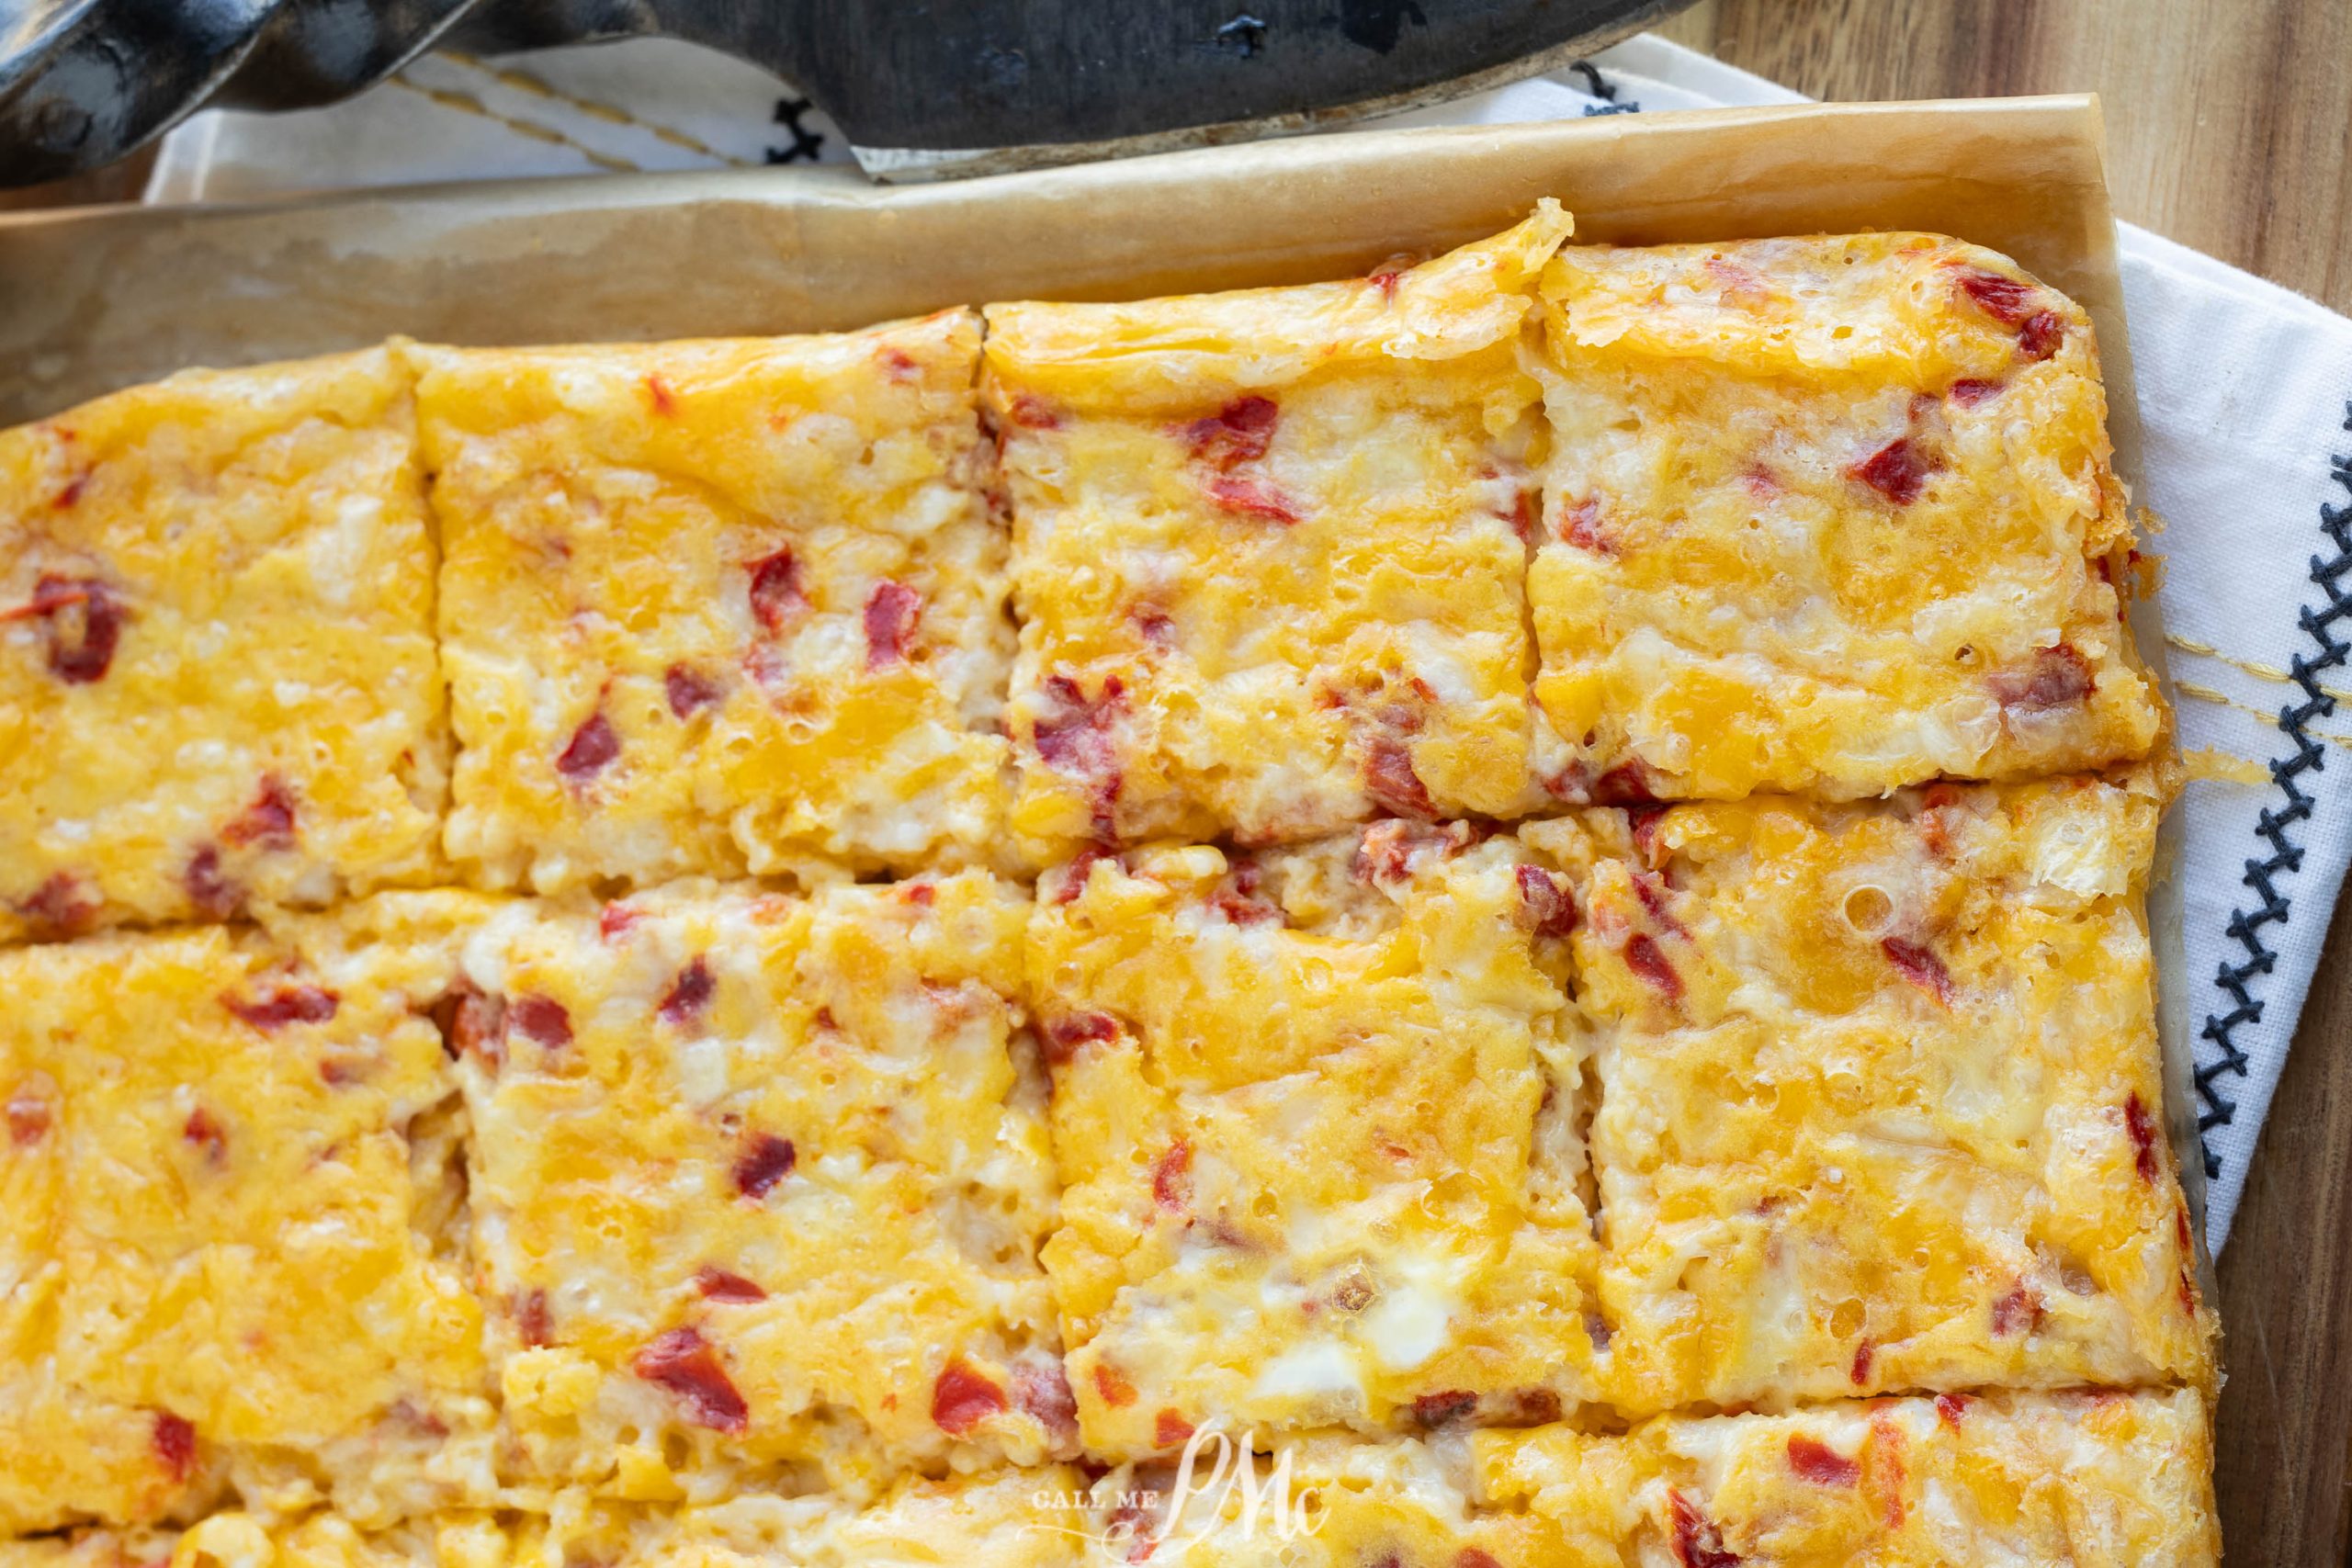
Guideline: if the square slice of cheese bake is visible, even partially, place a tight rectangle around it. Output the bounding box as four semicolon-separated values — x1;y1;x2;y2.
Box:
986;205;1571;864
506;1468;1091;1568
1029;825;1600;1457
0;349;446;943
1521;775;2215;1416
1530;235;2162;803
1476;1387;2219;1567
414;311;1012;894
0;895;496;1537
449;874;1069;1504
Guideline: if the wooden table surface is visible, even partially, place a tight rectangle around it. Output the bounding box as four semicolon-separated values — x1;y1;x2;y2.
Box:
6;4;2350;1562
1668;9;2352;1562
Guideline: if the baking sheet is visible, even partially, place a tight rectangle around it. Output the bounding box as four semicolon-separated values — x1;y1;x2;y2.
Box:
0;96;2210;1281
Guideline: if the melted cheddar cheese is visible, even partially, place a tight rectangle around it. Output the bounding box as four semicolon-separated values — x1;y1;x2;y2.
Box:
1531;235;2162;803
986;206;1573;864
0;897;496;1536
1521;777;2215;1416
414;312;1012;894
506;1469;1090;1568
453;874;1068;1505
0;350;446;943
1480;1388;2218;1567
1030;827;1600;1458
1;1514;509;1568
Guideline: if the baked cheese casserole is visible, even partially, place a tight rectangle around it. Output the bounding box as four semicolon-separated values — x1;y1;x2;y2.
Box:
0;207;2221;1565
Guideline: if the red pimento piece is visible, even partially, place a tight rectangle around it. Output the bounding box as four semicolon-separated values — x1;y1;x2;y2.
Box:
2125;1092;2161;1181
1006;393;1063;430
183;1109;228;1164
1849;1338;1875;1385
1516;864;1578;940
153;1412;197;1483
1014;1360;1080;1444
746;547;807;636
1367;268;1404;300
1668;1490;1743;1568
1150;1141;1193;1211
1363;734;1435;819
635;1327;750;1433
733;1133;797;1200
1042;1011;1118;1066
1209;864;1280;927
435;984;504;1069
1786;1435;1860;1486
1457;1553;1504;1568
665;662;722;718
644;374;679;417
1852;438;1933;505
556;710;620;783
17;872;100;938
1203;474;1301;523
1992;1284;2047;1337
1632;871;1685;937
510;995;573;1048
2018;310;2064;359
1627;803;1669;865
183;846;241;919
224;775;298;851
515;1289;552;1348
878;346;920;380
17;575;125;684
1990;643;2094;712
932;1359;1008;1436
695;1266;768;1303
863;580;923;668
1624;933;1682;1003
1935;1392;1973;1428
1948;378;2005;408
1954;267;2037;325
1559;497;1617;556
1881;938;1956;1007
1591;761;1657;807
1182;395;1279;468
1412;1390;1479;1429
1093;1363;1138;1409
1154;1408;1195;1448
660;956;716;1025
224;983;340;1031
1504;488;1540;545
52;471;89;510
6;1084;51;1146
598;902;641;942
1033;674;1127;839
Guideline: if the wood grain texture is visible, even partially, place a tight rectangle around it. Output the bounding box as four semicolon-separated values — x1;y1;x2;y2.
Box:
1659;7;2352;1562
8;6;2352;1562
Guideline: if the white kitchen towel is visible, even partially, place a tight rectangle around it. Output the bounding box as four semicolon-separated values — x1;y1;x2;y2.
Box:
146;33;2352;1250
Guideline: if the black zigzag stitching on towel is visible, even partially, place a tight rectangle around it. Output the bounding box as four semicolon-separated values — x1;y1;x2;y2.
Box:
2195;397;2352;1179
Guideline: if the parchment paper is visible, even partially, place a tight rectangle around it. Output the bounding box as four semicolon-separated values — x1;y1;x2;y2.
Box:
0;98;2210;1291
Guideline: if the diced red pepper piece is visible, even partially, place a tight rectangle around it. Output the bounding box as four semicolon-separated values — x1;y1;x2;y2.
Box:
153;1412;197;1483
747;547;806;635
17;872;100;938
182;1109;227;1164
733;1133;797;1200
1992;1284;2047;1337
1849;1338;1875;1385
1625;933;1682;1003
1155;1408;1195;1448
1516;863;1578;939
1786;1435;1860;1486
863;580;923;667
1411;1390;1479;1429
1851;438;1933;504
1363;734;1434;819
933;1359;1008;1436
1150;1141;1193;1211
556;710;620;783
1935;1392;1973;1428
1181;395;1278;468
695;1266;768;1303
183;846;241;919
635;1326;750;1432
1990;643;2094;712
223;983;340;1031
661;956;716;1025
1203;474;1301;523
1093;1362;1138;1408
665;663;722;718
510;995;573;1048
1668;1489;1743;1568
1881;938;1956;1007
1014;1360;1080;1443
2125;1092;2161;1181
